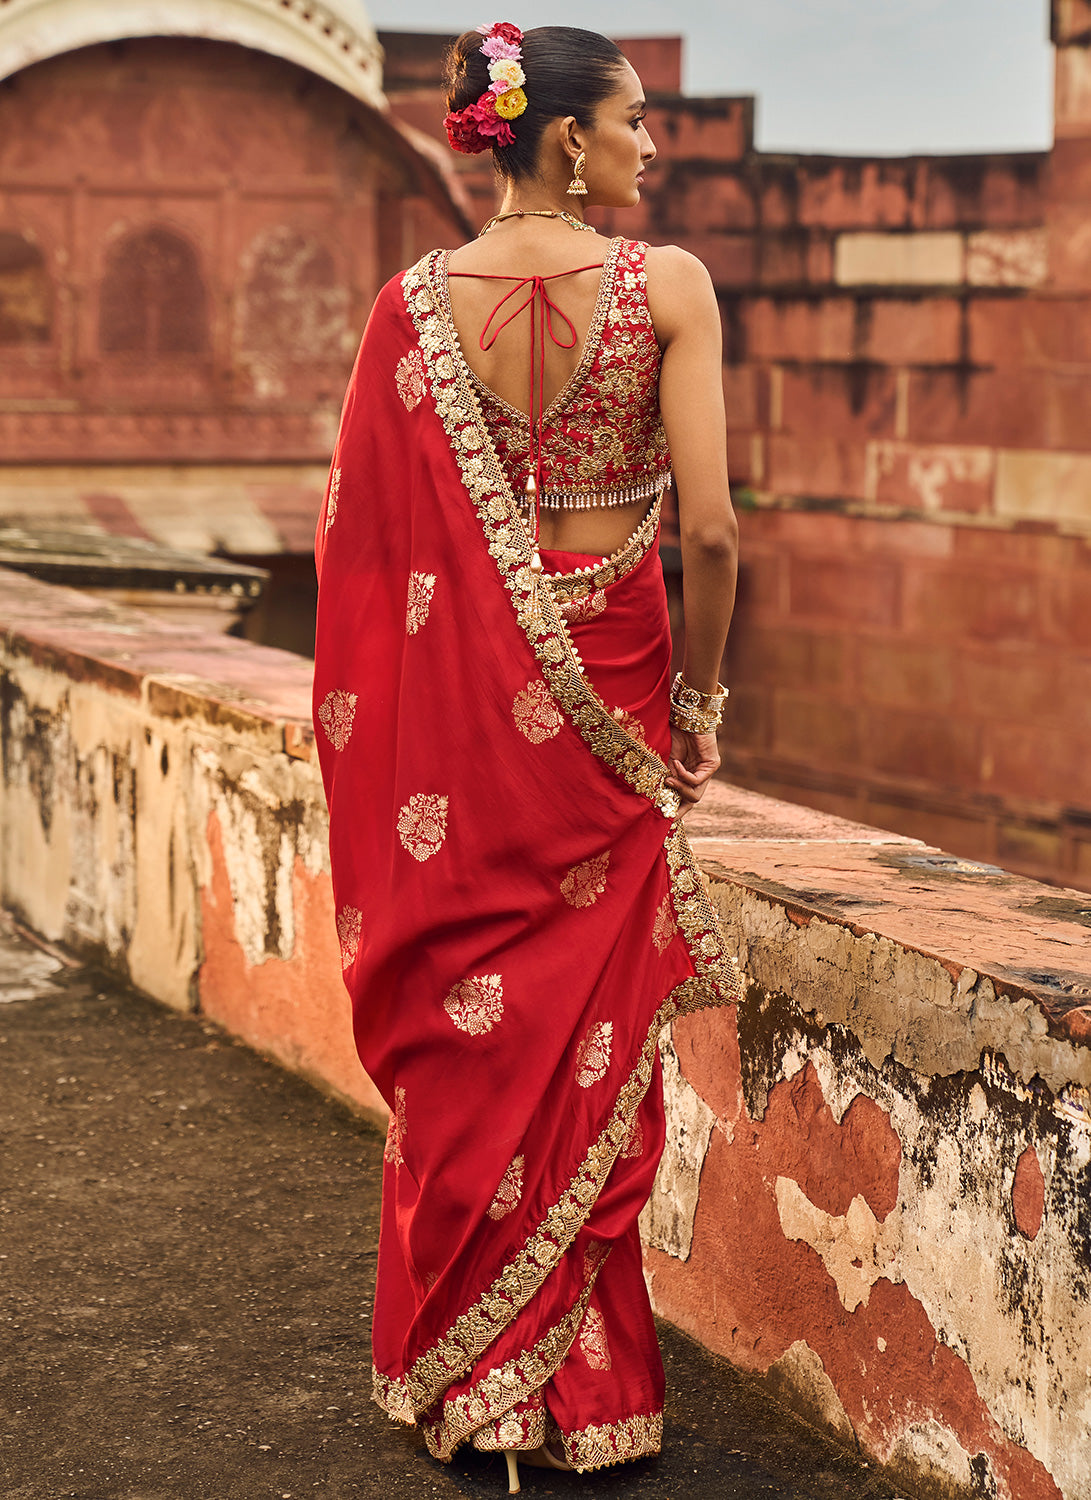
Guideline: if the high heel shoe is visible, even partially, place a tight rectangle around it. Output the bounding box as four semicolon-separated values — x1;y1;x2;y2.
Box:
504;1443;573;1491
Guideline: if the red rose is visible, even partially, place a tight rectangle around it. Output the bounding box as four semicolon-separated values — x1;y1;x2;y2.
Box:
486;21;523;45
444;106;489;154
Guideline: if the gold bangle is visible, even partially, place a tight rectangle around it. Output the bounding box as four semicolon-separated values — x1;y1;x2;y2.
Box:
670;673;728;730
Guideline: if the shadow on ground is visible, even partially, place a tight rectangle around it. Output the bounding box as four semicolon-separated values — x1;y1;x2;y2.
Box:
0;918;901;1500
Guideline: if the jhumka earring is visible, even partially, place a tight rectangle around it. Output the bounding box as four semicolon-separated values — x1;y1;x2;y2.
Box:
567;151;587;196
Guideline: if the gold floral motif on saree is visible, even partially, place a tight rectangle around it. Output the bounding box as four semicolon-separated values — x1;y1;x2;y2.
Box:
611;706;648;747
318;688;357;751
652;893;676;952
472;1389;547;1452
619;1115;644;1160
578;1306;612;1371
444;973;505;1037
487;1155;524;1220
512;679;564;743
558;589;606;623
396;347;427;410
336;905;362;970
397;793;448;862
324;466;340;534
384;1085;407;1169
560;853;610;909
575;1022;613;1088
563;1411;664;1472
406;571;437;636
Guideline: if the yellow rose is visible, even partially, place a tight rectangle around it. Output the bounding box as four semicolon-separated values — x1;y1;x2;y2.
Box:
494;87;528;121
488;59;525;89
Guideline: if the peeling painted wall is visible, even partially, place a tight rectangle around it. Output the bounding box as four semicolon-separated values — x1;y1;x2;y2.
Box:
0;568;382;1120
646;840;1091;1500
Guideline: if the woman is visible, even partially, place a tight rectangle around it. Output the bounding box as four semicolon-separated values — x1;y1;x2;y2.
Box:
312;22;739;1490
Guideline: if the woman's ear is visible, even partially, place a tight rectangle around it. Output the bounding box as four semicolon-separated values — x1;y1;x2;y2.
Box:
558;114;587;164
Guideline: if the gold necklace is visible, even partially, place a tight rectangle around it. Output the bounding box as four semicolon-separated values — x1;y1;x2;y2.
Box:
478;208;596;236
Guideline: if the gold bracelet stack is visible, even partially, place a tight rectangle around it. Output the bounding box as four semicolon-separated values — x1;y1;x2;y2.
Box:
669;672;729;734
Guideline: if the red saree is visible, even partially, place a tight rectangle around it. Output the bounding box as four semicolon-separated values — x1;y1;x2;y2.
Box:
312;249;740;1471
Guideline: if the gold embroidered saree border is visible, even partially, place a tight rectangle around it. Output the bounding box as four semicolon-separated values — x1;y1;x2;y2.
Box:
563;1410;665;1472
372;1257;604;1463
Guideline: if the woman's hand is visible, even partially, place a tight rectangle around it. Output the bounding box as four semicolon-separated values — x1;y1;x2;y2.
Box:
666;728;721;814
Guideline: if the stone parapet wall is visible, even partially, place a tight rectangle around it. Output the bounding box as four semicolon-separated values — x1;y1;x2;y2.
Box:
2;568;1089;1499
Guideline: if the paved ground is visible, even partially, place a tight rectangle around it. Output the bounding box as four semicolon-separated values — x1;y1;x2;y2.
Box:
0;914;902;1500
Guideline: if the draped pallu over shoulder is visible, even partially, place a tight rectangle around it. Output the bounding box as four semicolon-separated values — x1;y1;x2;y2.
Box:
312;240;741;1471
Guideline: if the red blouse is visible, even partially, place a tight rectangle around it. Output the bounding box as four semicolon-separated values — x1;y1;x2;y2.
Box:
433;237;672;512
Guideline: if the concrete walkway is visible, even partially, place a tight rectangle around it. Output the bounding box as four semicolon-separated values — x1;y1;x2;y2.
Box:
0;914;900;1500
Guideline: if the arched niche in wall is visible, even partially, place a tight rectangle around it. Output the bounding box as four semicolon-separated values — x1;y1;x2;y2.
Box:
0;230;51;344
234;225;351;398
99;226;209;355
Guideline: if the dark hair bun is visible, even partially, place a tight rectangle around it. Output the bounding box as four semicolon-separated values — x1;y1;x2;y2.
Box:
442;25;626;183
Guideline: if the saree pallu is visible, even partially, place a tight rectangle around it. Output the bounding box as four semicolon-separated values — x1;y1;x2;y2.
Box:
312;256;741;1471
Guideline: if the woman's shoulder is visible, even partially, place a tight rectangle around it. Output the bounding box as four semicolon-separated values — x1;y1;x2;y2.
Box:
641;243;717;340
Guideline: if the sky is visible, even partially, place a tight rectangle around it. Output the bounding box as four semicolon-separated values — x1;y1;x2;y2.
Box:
365;0;1055;156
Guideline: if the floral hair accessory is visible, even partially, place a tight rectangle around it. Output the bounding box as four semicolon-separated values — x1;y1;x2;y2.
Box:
444;22;528;154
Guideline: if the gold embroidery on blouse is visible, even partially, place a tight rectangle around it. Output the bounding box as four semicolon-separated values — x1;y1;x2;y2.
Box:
318;689;357;751
487;1155;524;1220
336;905;362;970
324;466;340;534
562;1411;664;1472
397;793;448;862
444;973;505;1037
575;1021;613;1088
406;571;437;636
560;853;610;909
512;679;564;743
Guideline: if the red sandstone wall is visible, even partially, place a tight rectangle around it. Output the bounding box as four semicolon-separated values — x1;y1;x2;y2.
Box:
0;38;466;472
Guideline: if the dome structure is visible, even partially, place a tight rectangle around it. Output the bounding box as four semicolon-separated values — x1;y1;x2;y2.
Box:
0;0;385;107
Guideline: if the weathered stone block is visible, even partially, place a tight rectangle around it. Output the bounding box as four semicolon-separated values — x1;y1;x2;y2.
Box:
744;295;857;363
864;296;964;364
966;229;1048;287
995;449;1091;529
772;692;862;768
766;432;869;501
779;365;898;440
857;639;956;710
865;440;995;516
834;232;964;287
1054;35;1091;135
786;554;900;628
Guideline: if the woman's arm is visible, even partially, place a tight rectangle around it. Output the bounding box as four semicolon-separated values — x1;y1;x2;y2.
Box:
646;245;739;806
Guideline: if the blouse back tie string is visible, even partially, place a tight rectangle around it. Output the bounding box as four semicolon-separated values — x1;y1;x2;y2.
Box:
448;263;606;568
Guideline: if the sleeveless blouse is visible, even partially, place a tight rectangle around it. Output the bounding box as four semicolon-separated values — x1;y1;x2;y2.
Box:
431;237;672;513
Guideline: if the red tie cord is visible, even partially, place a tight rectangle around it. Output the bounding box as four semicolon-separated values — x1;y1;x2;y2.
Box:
448;263;605;549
